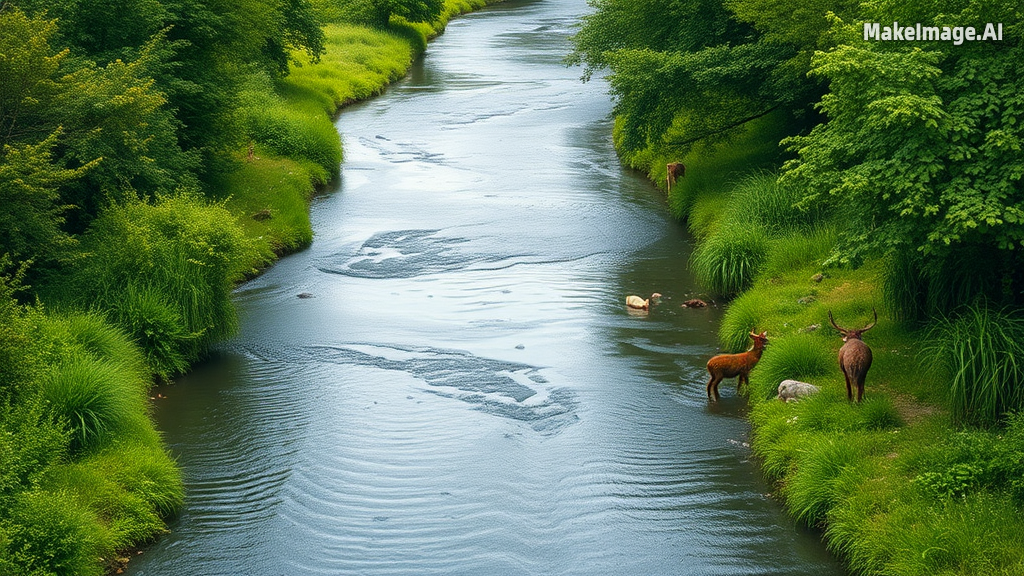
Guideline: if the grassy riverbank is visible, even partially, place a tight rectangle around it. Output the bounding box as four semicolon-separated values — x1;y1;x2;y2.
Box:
620;119;1024;575
0;2;501;574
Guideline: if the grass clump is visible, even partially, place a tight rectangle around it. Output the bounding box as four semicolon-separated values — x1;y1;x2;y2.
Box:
748;333;834;401
690;221;769;297
40;357;143;454
925;303;1024;427
55;195;251;378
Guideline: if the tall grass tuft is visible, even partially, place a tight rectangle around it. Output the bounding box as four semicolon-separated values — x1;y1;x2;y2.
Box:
925;303;1024;426
690;221;769;296
884;247;1006;323
41;357;143;454
724;172;829;234
762;226;837;278
783;434;870;526
748;333;834;401
718;290;768;352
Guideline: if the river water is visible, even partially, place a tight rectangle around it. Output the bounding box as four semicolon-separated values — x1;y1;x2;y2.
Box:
127;0;846;574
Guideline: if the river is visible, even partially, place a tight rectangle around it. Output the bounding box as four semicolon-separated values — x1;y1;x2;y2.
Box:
126;0;847;574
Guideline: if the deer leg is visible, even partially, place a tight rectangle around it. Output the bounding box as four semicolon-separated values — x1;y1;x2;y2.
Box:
856;379;865;403
707;375;722;401
844;373;853;401
738;374;748;393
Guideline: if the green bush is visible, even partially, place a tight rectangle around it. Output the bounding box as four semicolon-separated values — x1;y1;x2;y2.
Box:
4;489;110;576
0;265;41;406
58;195;250;378
925;303;1024;426
0;400;67;505
691;221;769;296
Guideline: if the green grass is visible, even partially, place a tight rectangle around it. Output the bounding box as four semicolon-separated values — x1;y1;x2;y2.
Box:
690;221;770;297
924;303;1024;427
747;332;834;401
41;356;144;454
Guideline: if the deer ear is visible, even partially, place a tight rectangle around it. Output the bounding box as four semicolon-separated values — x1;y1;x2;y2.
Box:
760;331;767;338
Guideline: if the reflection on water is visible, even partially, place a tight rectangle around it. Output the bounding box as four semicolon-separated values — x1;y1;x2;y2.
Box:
127;0;847;574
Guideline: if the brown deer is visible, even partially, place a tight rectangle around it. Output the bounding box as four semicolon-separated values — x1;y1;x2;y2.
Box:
828;309;877;402
705;331;768;401
666;162;685;192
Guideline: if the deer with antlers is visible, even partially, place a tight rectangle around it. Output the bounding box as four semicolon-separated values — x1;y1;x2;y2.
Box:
705;330;768;401
828;309;877;402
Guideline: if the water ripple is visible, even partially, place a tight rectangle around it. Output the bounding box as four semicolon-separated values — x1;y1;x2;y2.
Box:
301;343;579;434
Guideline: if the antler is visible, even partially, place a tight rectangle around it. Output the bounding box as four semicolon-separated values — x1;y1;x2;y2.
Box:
861;308;878;332
828;310;846;335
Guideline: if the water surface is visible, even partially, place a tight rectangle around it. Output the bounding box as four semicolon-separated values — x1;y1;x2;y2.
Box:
128;1;846;574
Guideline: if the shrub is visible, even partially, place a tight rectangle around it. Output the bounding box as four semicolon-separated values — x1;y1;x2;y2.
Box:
691;221;769;296
4;489;110;576
0;400;67;504
925;303;1024;426
40;356;143;454
0;264;41;406
58;195;249;377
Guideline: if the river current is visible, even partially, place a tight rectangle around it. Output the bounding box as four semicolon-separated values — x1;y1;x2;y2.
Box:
127;0;846;574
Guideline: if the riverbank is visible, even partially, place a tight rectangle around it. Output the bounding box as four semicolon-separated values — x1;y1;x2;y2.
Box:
622;118;1024;575
215;0;504;273
0;3;506;575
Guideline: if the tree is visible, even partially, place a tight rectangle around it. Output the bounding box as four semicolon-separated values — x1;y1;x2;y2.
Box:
781;2;1024;316
368;0;444;27
568;0;813;154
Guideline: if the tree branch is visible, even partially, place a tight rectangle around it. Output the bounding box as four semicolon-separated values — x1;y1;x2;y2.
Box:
663;104;782;147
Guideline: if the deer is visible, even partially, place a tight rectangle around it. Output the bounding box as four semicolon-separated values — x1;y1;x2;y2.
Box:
828;309;877;402
705;330;768;401
666;162;685;193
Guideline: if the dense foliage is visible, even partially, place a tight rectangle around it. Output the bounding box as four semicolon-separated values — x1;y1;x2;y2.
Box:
571;0;1024;319
0;0;479;572
573;0;1024;573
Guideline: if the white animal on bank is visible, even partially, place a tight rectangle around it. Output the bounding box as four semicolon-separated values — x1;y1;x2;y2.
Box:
777;379;820;402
